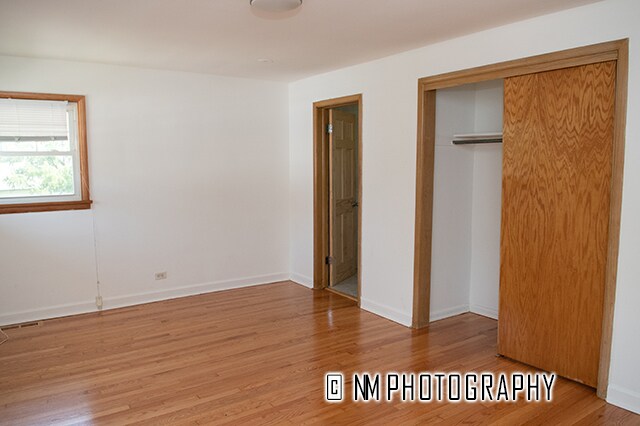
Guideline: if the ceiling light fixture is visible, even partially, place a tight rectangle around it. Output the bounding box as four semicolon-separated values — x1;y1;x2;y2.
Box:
249;0;302;13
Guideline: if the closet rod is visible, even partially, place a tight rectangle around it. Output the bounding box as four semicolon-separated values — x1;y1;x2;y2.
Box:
452;138;502;145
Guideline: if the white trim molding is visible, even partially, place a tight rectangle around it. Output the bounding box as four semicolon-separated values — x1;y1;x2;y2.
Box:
103;273;290;311
430;304;470;322
289;272;313;288
0;272;290;326
607;385;640;415
0;300;97;327
360;297;412;327
470;303;499;320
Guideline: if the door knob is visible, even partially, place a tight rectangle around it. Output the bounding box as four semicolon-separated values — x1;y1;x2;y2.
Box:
352;201;359;207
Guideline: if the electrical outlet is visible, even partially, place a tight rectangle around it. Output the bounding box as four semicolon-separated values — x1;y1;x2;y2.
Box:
95;295;103;309
155;272;167;280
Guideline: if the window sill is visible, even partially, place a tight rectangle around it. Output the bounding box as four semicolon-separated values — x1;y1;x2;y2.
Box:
0;200;92;215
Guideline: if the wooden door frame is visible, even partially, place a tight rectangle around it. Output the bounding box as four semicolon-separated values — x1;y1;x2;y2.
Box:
313;94;363;304
411;39;628;399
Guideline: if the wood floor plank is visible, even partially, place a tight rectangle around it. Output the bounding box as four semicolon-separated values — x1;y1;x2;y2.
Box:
0;281;637;425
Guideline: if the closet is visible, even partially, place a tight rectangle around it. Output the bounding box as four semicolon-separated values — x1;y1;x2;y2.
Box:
429;80;503;321
412;40;627;396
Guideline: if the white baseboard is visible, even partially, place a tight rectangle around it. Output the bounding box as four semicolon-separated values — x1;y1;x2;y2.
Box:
470;303;499;320
360;297;412;327
359;300;471;327
607;384;640;414
0;300;98;327
289;272;313;288
430;304;470;322
0;272;290;326
103;272;290;311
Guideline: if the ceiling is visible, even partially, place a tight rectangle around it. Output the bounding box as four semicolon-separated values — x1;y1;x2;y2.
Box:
0;0;601;82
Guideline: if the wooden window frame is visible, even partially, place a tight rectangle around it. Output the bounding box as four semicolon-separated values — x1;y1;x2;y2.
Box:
412;39;629;399
0;91;92;214
313;94;363;304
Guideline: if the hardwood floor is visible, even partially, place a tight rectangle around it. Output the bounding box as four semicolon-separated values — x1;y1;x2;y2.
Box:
0;281;637;425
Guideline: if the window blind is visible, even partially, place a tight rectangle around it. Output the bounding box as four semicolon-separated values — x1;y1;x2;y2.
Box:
0;98;69;139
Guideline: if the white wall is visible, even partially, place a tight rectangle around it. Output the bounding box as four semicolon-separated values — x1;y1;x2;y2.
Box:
431;87;475;320
288;0;640;412
469;145;503;318
469;81;503;319
0;55;290;324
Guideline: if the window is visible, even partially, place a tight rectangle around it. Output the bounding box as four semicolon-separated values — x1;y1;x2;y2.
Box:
0;92;91;214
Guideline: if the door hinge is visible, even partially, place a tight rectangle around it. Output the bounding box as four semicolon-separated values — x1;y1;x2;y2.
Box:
327;124;333;134
325;256;334;265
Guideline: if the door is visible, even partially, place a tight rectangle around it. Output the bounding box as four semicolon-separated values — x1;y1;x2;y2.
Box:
499;61;616;387
329;108;358;285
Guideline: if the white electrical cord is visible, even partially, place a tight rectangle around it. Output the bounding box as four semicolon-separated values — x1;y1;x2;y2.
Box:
91;211;103;308
0;328;8;345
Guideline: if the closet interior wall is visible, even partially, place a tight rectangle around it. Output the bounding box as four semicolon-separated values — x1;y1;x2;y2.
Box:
431;80;503;320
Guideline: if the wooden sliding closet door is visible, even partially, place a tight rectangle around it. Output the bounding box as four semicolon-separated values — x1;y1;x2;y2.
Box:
499;61;616;387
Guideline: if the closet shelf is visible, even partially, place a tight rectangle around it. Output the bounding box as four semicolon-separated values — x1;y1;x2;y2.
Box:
452;132;502;145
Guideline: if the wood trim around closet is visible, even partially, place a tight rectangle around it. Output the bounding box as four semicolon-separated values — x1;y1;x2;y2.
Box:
411;39;629;399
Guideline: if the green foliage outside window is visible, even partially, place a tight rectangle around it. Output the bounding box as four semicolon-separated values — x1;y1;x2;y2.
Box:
0;155;74;197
